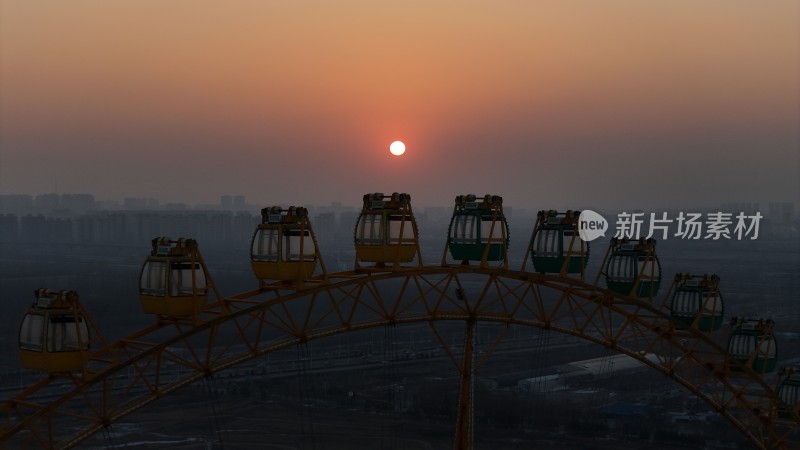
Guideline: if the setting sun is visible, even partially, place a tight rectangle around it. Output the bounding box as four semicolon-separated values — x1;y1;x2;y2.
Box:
390;140;406;156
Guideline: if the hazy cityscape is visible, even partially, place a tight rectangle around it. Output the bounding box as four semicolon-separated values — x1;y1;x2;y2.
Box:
1;191;798;448
2;1;798;448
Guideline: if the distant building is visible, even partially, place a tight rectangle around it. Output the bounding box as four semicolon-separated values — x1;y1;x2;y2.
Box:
124;197;158;210
60;194;95;213
233;195;245;210
340;210;359;233
0;215;19;242
0;195;33;214
721;202;759;215
163;203;189;210
95;199;121;210
221;195;233;209
768;202;795;224
318;201;355;217
422;206;449;223
314;211;336;242
34;193;60;210
220;194;246;211
20;215;48;242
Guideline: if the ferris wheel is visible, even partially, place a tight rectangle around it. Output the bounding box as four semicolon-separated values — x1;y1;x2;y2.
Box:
1;193;797;449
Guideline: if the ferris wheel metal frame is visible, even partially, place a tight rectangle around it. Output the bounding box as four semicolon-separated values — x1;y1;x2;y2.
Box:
1;195;798;449
1;264;798;449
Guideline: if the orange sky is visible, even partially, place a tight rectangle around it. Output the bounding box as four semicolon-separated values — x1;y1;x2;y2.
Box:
1;1;798;209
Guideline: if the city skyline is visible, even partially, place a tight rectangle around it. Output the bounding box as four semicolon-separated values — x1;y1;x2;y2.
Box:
0;190;795;218
1;4;799;445
1;1;798;211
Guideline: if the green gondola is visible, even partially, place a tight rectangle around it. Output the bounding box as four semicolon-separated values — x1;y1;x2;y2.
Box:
605;238;661;298
669;274;724;331
727;318;777;374
530;210;588;274
446;194;508;265
777;370;800;419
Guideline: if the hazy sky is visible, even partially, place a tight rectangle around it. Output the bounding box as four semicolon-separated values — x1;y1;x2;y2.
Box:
1;1;798;210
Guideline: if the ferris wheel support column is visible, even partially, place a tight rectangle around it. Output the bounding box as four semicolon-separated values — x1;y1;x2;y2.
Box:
453;317;476;450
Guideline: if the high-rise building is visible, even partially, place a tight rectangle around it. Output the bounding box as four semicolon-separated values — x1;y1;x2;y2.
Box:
233;195;245;210
0;195;33;214
60;194;95;213
34;193;60;210
768;202;795;224
221;195;233;209
124;198;149;210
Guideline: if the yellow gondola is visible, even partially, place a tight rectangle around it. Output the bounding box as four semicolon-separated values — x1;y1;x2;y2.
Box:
354;192;421;269
18;289;90;373
139;237;211;317
251;206;325;286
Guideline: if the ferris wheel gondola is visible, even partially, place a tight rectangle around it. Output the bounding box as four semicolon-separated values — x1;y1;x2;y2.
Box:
139;237;215;318
526;209;587;275
250;206;326;287
727;317;777;374
353;192;421;269
776;367;800;420
18;289;91;373
601;237;662;298
443;194;509;268
668;273;724;332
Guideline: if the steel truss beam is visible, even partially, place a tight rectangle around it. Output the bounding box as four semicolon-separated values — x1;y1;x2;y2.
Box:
1;267;797;449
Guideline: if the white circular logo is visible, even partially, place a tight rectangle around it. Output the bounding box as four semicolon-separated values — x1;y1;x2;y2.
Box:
578;210;608;242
